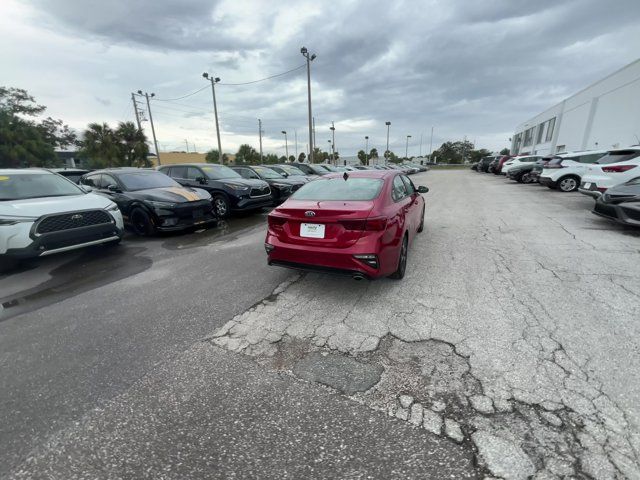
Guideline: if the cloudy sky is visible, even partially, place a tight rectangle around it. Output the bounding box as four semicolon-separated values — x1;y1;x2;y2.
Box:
2;0;640;157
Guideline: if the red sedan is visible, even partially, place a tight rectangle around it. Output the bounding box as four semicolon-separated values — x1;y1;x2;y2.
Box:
265;170;429;280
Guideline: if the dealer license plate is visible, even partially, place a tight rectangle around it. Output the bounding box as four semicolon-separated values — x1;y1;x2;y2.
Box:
300;223;325;238
583;183;591;189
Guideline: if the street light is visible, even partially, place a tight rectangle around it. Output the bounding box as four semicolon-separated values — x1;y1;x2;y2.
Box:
137;90;160;165
405;135;412;160
202;72;223;163
301;47;317;162
282;130;289;160
329;122;336;165
385;121;391;164
364;136;369;165
327;139;333;163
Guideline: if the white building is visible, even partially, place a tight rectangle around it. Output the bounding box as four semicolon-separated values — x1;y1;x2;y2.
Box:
511;59;640;155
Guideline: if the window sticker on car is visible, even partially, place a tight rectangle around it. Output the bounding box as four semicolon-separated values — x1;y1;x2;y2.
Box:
0;176;9;181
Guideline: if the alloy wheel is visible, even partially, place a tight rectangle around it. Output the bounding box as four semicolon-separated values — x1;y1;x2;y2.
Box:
559;177;578;192
214;198;228;217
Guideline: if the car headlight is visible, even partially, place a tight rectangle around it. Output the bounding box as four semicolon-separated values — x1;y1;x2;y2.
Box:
223;183;250;191
272;183;291;188
148;200;176;208
105;203;119;212
0;215;36;226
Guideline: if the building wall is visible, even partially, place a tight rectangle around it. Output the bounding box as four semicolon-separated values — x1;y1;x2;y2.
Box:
512;59;640;155
150;152;236;166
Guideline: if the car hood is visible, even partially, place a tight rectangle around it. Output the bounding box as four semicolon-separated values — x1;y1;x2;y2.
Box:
0;193;112;217
219;178;269;189
265;178;305;186
126;187;211;203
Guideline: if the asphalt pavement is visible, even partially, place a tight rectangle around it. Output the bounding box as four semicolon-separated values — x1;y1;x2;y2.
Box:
2;170;640;479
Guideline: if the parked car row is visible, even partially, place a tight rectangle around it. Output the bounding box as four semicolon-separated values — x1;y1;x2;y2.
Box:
1;161;431;269
472;146;640;227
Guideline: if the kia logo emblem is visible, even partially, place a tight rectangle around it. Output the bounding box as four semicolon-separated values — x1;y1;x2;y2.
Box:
304;211;316;217
71;214;83;220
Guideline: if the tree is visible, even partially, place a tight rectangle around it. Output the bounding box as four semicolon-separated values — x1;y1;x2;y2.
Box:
206;149;228;164
278;155;287;162
357;149;367;165
288;155;295;162
297;152;306;162
79;123;120;168
235;144;260;164
385;150;399;163
369;148;378;159
311;147;329;163
500;148;510;155
468;148;492;164
264;153;279;164
115;121;150;167
0;86;74;167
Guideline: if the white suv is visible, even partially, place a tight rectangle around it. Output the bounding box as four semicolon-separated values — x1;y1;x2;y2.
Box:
539;150;607;192
501;155;543;174
0;169;124;263
578;147;640;198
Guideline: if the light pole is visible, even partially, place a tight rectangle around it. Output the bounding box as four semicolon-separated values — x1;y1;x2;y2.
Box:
202;72;223;163
282;131;289;160
385;121;391;164
429;126;434;160
405;135;412;160
330;122;335;165
137;90;160;165
327;140;333;163
301;47;317;163
364;136;369;165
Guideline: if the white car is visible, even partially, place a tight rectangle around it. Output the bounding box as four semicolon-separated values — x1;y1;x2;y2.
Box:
501;155;543;175
538;150;607;192
0;169;124;264
578;147;640;198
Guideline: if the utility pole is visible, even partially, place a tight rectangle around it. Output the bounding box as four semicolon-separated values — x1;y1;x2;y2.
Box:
419;132;423;157
364;136;369;165
184;139;189;153
328;140;333;163
429;126;434;160
301;47;316;163
202;72;223;163
405;135;412;160
131;93;142;131
385;121;391;164
258;119;263;162
294;129;298;160
282;131;289;160
312;116;317;155
138;90;160;165
330;121;336;166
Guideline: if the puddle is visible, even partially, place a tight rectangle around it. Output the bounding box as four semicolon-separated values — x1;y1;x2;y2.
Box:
0;244;152;322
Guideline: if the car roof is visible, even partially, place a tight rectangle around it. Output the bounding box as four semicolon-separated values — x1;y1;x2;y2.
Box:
158;163;226;168
0;168;53;175
558;150;608;157
90;168;159;175
322;170;396;179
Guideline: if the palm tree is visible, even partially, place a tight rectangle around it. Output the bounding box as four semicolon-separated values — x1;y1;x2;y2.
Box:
116;121;149;167
80;123;119;168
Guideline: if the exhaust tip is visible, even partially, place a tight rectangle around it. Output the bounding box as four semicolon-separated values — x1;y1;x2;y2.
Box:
352;274;365;281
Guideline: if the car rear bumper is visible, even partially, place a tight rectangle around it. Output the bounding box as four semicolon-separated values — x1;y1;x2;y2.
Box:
2;223;124;259
579;181;603;198
539;176;556;188
592;200;640;227
265;234;387;278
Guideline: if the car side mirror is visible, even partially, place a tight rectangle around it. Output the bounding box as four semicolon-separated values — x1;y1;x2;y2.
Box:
82;185;93;193
282;172;289;177
417;186;429;194
196;176;208;185
107;184;121;193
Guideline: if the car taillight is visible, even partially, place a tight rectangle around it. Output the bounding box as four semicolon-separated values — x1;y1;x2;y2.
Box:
268;215;286;229
601;165;637;173
597;186;608;193
339;216;387;231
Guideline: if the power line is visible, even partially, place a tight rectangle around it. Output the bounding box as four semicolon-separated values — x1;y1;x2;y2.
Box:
154;85;210;102
219;64;305;86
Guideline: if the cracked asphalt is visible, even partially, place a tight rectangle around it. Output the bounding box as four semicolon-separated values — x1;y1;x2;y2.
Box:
2;170;640;479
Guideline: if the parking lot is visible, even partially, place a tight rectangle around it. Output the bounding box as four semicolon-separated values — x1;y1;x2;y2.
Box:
2;169;640;479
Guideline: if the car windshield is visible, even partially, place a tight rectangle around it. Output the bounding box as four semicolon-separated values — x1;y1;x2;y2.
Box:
0;172;83;200
201;165;242;179
254;167;284;179
280;165;305;175
117;172;181;191
596;151;640;165
309;165;329;174
292;177;383;201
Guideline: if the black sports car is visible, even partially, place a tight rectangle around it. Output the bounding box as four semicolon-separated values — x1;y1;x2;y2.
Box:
506;159;547;183
158;163;272;218
80;169;216;235
231;165;306;204
592;178;640;227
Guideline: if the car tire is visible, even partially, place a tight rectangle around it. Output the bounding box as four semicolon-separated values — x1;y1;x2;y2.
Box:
130;208;156;236
558;176;579;192
212;194;231;218
389;234;408;280
417;207;425;233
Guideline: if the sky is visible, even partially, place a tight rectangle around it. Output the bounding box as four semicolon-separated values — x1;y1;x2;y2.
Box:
2;0;640;158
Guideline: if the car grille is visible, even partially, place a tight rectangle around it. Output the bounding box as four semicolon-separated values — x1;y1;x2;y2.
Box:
250;186;271;197
36;210;112;235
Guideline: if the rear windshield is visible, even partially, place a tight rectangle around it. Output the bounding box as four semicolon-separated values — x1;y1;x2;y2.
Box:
596;151;640;165
292;177;383;201
0;172;83;200
118;172;181;191
278;165;305;176
254;166;283;179
201;165;242;179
